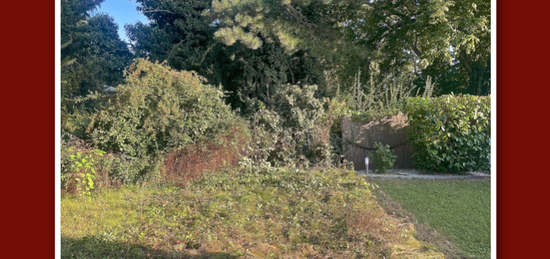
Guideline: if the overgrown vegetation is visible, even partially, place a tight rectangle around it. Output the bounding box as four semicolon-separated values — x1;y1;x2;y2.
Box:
371;178;491;259
61;59;247;188
61;0;492;257
62;165;444;258
246;84;341;167
404;95;491;173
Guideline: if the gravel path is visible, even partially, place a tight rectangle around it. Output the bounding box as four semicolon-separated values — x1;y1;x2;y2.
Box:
356;169;491;179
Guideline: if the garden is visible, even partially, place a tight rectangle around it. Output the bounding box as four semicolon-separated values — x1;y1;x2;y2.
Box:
61;0;491;258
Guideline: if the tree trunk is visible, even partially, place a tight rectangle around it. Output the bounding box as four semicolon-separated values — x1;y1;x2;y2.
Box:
459;49;473;74
412;45;422;58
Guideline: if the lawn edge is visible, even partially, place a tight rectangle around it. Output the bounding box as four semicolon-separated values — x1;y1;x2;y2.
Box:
370;178;465;259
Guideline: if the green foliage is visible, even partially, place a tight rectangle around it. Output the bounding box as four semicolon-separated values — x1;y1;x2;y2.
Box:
339;66;435;122
126;0;213;71
69;150;97;197
62;3;133;138
467;59;491;96
63;146;105;197
206;0;358;54
86;58;242;178
414;57;469;96
62;166;444;258
127;0;327;113
353;0;490;76
404;95;491;173
62;11;131;100
208;43;326;114
246;85;335;167
62;133;162;187
367;142;397;174
348;70;423;114
207;0;490;98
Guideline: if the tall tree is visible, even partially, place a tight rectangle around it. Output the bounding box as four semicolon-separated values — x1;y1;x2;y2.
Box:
61;0;105;47
62;0;132;99
125;0;213;71
206;0;367;60
360;0;490;95
62;12;132;99
208;0;491;96
61;0;133;136
126;0;326;113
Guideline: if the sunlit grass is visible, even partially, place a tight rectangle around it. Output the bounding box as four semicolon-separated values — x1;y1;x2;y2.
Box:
62;167;445;258
371;178;491;259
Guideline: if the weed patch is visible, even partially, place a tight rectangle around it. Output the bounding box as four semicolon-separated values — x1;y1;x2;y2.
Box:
62;168;444;258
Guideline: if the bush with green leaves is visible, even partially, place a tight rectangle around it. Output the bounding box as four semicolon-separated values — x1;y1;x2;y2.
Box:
86;59;244;180
246;84;337;167
367;142;397;174
68;148;103;197
62;134;163;190
61;135;105;196
404;94;491;173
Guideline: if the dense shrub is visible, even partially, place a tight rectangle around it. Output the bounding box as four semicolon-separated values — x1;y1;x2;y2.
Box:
85;59;244;179
246;84;340;167
404;94;491;173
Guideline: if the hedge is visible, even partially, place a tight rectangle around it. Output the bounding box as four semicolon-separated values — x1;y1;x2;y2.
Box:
404;95;491;173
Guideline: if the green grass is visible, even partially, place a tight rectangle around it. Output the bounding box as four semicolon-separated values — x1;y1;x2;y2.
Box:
62;166;444;258
370;178;491;259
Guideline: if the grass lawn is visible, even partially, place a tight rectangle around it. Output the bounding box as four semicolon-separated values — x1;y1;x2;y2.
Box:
62;167;445;258
370;178;491;259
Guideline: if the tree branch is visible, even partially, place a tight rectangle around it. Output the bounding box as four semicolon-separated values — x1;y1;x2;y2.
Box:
411;44;422;57
106;48;131;54
140;9;176;14
459;49;473;74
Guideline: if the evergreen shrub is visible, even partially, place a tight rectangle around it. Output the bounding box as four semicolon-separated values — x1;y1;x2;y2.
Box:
404;94;491;173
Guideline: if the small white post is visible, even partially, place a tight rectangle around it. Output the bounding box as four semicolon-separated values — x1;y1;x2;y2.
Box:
365;157;369;176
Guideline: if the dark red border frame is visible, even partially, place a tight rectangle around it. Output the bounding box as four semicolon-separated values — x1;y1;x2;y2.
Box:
497;1;550;258
3;0;545;257
2;0;54;258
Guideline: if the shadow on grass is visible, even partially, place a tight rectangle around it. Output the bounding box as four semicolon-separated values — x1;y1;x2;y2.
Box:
62;236;237;259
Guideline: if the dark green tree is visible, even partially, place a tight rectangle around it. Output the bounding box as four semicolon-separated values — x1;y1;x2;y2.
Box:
208;0;491;96
125;0;213;71
61;0;105;98
61;0;133;136
62;0;133;99
466;58;490;95
62;12;132;98
125;0;327;113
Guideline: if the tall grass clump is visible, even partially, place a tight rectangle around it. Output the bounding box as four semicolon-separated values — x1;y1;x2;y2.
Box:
329;61;435;121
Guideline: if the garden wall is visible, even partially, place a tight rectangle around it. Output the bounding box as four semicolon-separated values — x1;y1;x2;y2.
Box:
342;114;414;170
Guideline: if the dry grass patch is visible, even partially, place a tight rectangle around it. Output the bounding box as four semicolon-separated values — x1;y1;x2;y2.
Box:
62;167;444;258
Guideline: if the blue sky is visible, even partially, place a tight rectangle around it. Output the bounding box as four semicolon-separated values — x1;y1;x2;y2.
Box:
90;0;149;43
